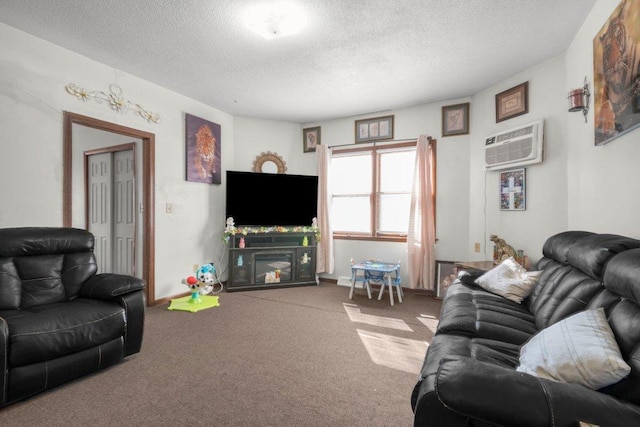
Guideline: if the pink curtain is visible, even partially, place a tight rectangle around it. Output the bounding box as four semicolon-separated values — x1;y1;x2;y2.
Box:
407;135;436;289
316;144;334;274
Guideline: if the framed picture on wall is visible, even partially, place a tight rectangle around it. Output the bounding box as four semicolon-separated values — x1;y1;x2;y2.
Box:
303;126;321;153
442;102;470;137
495;82;528;122
593;0;640;146
185;113;221;184
355;115;394;143
499;167;526;211
435;260;457;299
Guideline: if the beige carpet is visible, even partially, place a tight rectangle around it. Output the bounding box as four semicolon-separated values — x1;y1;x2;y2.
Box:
0;282;441;426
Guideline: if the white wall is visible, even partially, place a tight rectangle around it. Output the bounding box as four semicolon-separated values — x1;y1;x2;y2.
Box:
233;116;316;175
467;54;570;267
0;22;234;300
565;0;640;237
300;101;471;283
3;0;638;298
235;0;640;282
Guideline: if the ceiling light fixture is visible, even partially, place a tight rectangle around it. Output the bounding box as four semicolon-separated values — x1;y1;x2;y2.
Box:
244;2;306;40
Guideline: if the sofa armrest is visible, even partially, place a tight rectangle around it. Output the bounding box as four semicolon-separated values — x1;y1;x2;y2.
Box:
0;317;7;406
80;273;145;300
435;357;640;427
80;274;146;357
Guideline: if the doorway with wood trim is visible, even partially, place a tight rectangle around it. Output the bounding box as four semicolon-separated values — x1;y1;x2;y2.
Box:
63;111;156;305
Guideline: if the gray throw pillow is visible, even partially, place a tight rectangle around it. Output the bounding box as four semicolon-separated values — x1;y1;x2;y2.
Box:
517;308;631;389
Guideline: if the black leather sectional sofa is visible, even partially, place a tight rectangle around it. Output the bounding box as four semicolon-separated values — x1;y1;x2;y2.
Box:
0;227;146;407
411;231;640;426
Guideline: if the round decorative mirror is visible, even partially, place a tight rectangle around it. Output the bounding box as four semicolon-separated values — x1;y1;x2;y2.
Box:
252;151;287;174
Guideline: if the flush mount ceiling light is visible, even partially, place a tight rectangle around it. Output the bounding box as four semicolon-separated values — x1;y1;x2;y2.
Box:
243;1;306;40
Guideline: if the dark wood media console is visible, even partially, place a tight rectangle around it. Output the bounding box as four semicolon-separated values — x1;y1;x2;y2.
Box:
226;231;317;291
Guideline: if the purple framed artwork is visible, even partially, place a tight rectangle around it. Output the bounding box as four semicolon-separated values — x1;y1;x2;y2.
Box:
185;113;221;184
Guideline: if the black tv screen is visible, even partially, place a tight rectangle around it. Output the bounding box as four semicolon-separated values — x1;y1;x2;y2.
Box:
225;170;318;227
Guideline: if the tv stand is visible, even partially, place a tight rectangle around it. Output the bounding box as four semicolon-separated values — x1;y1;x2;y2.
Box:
226;230;317;291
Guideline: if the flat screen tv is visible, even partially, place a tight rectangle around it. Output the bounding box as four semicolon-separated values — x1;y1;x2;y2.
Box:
225;170;318;227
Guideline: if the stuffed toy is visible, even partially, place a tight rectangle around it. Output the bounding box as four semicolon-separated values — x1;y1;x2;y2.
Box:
195;263;216;295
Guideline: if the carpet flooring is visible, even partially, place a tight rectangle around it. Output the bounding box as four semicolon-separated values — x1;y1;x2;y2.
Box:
0;282;442;426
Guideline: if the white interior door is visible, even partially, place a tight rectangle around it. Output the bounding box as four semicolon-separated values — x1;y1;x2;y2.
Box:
112;150;135;275
87;148;135;275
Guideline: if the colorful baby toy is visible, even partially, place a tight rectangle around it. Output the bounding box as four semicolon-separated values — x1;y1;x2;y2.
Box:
168;262;222;313
183;263;218;304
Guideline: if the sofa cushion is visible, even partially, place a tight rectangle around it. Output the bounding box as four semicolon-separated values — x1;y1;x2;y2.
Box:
541;230;594;265
529;265;605;331
0;228;98;310
0;227;95;257
604;248;640;305
3;298;126;368
566;234;640;280
517;308;630;390
436;282;537;345
0;257;21;309
474;257;541;304
597;249;640;405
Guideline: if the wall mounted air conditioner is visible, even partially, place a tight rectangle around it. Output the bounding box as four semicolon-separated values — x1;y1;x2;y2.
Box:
484;120;544;170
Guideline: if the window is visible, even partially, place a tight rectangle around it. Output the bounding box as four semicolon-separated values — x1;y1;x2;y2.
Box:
330;141;436;241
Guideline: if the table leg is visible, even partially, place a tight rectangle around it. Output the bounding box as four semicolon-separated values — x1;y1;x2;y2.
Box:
349;270;356;299
388;274;394;306
365;279;372;299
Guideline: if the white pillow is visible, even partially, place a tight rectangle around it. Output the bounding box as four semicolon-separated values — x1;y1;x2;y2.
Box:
517;308;631;390
474;257;541;303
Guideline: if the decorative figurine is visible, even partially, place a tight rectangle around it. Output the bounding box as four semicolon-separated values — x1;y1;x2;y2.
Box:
490;235;518;263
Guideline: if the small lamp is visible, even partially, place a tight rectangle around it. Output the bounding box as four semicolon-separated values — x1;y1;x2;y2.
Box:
568;77;590;123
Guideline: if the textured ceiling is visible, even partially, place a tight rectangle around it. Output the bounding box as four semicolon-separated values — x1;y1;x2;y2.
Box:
0;0;597;123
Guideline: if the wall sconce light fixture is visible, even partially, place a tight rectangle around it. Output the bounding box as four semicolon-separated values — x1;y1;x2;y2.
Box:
568;77;590;123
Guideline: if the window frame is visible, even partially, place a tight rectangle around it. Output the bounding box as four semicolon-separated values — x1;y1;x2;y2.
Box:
331;140;436;242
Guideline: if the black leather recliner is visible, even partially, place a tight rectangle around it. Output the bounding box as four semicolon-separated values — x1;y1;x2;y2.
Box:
0;227;145;407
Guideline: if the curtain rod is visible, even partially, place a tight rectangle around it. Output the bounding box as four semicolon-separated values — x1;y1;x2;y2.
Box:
328;136;433;149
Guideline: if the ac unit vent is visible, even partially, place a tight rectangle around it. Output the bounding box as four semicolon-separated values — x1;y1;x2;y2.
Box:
484;120;544;170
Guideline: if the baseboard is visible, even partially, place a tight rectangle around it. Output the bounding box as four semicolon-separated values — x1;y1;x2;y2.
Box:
153;278;435;306
321;276;435;296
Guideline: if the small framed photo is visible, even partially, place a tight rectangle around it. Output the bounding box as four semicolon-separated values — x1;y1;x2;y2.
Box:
442;102;470;137
303;126;321;153
500;167;526;211
495;82;529;122
355;115;394;143
435;260;457;299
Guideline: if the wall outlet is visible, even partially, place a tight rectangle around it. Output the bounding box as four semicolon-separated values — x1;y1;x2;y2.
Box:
166;203;173;213
474;242;481;252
